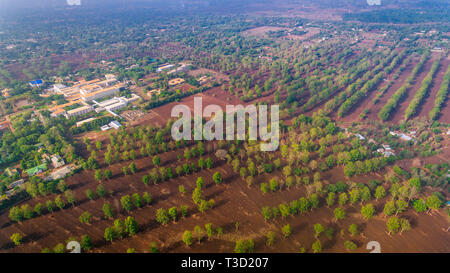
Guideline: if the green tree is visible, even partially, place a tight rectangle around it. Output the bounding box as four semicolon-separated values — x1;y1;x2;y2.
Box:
334;207;346;221
103;169;112;180
168;207;178;222
102;203;114;219
234;239;254;253
53;243;65;253
386;216;401;235
10;233;22;246
132;193;142;208
113;219;126;238
212;172;223;185
269;178;279;192
9;206;22;222
85;189;95;200
142;192;152;205
375;186;386;200
198;158;205;170
192;187;203;204
349;188;360;204
383;200;396;216
395;200;408;215
205;223;214;239
196;177;204;189
266;231;276;247
312;240;322;253
104;227;116;242
142;175;150;186
282;224;292;238
260;183;269;194
179;185;186;195
314;223;324;238
309;193;319;209
149;242;159;253
129;162;137;174
326;192;336;207
94;170;103;181
57;180;67;193
152;155;161;166
96;185;106;198
205;157;213;169
180;205;188;217
120;195;133;212
182;230;193;246
361;203;375;220
344;240;357;251
55;195;66;210
46;200;55;213
125;216;138;236
400;218;411;234
426;195;442;212
79;211;92;224
348;224;358;236
80;235;93;251
34;203;43;216
156;208;170;225
21;204;34;219
338;192;348;206
412;199;427;213
65;190;76;207
262;206;272;221
194;225;203;243
122;166;128;176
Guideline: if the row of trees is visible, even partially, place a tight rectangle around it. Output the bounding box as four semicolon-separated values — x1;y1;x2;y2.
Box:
261;193;320;221
378;51;430;121
337;50;406;117
182;223;218;246
404;57;441;120
119;192;152;213
323;49;394;114
9;191;76;222
156;205;189;225
429;65;450;120
104;217;139;242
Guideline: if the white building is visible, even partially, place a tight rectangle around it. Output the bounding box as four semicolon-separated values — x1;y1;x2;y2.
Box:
76;117;98;127
156;64;175;73
109;120;122;129
64;105;94;118
51;155;65;168
93;94;140;113
9;179;25;189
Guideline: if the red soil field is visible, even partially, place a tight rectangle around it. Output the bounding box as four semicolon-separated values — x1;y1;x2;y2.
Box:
389;54;440;124
1;155;448;253
338;57;408;124
415;59;450;120
364;58;417;123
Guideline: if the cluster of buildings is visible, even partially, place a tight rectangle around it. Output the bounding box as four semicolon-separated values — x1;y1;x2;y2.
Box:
377;144;395;157
389;131;415;142
49;100;93;118
52;74;124;102
48;75;130;119
101;120;122;131
93;94;140;114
